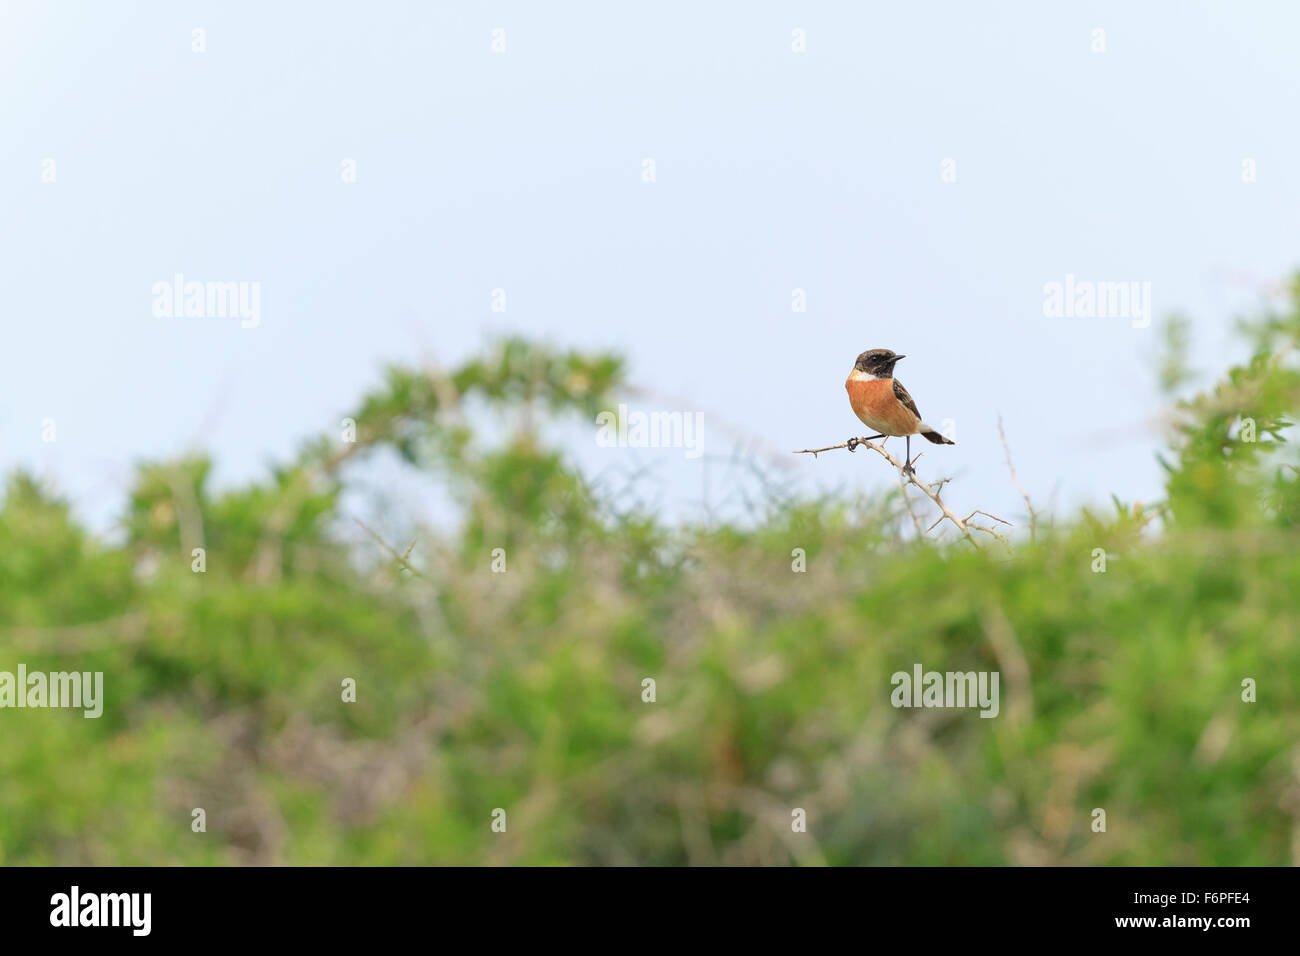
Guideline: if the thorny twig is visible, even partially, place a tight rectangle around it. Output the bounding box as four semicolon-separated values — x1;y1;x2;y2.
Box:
897;477;926;537
793;437;1010;549
998;413;1039;542
354;518;426;578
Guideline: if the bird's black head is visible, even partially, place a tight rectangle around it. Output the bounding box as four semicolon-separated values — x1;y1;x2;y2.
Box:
854;348;905;378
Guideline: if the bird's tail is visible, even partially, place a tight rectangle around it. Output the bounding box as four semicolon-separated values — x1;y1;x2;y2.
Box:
920;427;954;445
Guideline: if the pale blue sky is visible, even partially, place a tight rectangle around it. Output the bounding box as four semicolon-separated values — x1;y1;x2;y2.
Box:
3;1;1299;535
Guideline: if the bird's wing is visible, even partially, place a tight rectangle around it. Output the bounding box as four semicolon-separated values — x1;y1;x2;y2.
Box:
892;379;922;420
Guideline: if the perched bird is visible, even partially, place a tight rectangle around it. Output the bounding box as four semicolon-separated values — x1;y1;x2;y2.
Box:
845;348;954;476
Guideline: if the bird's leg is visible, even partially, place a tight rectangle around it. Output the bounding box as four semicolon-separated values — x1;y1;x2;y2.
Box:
902;435;916;477
847;434;885;453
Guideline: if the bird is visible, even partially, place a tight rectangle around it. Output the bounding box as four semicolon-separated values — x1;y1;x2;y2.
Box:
844;348;954;476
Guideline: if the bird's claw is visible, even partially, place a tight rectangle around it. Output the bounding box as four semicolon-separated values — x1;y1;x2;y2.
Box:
846;437;859;452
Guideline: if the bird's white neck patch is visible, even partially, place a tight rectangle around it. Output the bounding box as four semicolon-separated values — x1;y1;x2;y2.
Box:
848;368;890;382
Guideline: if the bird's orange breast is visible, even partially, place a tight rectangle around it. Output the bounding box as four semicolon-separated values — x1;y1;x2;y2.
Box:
846;375;919;436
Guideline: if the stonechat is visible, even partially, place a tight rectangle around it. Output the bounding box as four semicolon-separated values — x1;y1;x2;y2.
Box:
845;348;954;476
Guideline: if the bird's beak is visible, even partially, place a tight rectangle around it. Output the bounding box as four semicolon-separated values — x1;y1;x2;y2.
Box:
894;354;906;361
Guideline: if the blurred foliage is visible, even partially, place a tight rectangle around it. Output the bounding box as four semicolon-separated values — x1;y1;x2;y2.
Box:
1155;312;1196;396
2;301;1300;864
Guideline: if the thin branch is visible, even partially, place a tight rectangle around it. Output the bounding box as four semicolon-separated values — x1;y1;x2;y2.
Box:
897;478;926;537
794;436;1008;550
3;612;150;655
998;413;1039;542
354;518;426;578
793;439;859;457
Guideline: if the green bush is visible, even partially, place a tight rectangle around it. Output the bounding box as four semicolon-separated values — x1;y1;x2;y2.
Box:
2;289;1298;865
